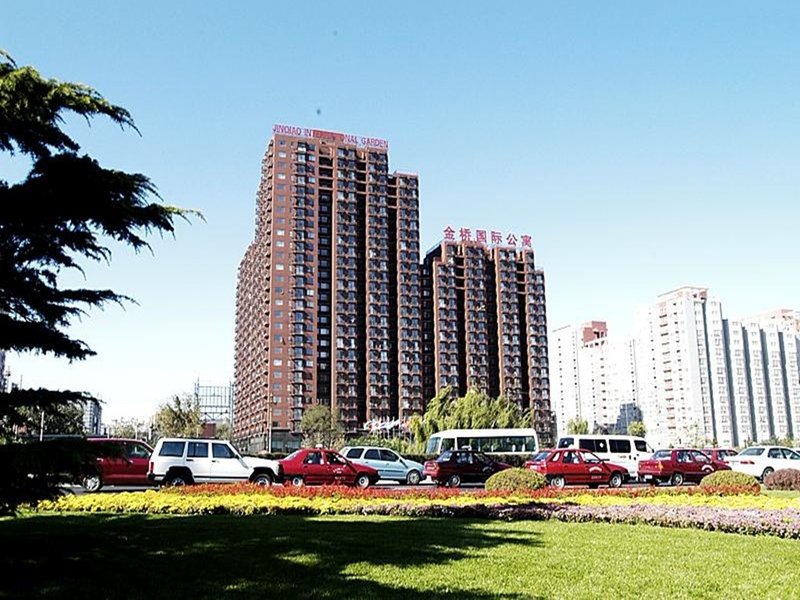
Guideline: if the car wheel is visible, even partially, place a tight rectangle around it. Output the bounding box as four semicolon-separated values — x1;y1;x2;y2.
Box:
406;470;422;486
762;467;774;481
550;475;566;489
671;472;684;486
251;472;273;486
164;472;191;487
447;474;462;488
291;475;304;487
355;474;371;488
82;475;102;493
608;472;623;488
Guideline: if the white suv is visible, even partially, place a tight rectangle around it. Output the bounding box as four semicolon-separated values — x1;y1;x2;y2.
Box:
148;438;282;486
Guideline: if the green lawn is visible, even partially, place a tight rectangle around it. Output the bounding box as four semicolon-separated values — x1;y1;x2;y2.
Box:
2;513;800;599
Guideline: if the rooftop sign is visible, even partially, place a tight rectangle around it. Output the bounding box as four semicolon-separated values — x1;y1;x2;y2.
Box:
272;124;389;150
443;226;533;249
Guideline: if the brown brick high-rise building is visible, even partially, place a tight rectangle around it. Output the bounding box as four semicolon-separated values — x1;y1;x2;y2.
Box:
234;125;423;451
421;239;553;445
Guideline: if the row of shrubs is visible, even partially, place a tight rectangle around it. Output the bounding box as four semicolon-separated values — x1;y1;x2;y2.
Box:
764;468;800;491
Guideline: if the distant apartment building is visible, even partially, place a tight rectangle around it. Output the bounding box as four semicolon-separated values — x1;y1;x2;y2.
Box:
0;350;7;393
81;398;103;436
234;125;423;451
551;321;638;438
421;236;552;445
633;288;800;447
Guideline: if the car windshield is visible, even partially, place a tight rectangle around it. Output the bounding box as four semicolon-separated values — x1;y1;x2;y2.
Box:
653;450;672;459
284;450;303;461
739;447;765;456
437;451;453;462
529;451;551;462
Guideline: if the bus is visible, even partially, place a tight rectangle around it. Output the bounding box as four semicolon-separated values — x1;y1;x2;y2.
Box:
425;428;539;456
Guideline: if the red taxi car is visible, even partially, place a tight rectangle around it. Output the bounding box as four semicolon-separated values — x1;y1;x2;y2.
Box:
638;448;729;486
423;450;510;487
525;448;628;488
279;448;379;488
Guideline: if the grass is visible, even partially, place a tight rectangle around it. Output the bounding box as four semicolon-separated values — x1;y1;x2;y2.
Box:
2;513;800;599
764;489;800;498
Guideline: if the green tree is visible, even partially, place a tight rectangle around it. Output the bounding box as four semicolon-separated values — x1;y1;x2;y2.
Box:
411;388;531;448
566;418;589;435
109;418;146;440
213;421;232;441
15;402;85;439
153;395;202;438
0;50;195;436
627;420;647;438
300;405;344;449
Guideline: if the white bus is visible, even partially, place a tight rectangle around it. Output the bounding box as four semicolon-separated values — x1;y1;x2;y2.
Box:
425;428;539;456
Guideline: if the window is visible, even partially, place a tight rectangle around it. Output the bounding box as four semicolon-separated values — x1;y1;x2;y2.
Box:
303;451;322;464
159;441;185;457
380;450;398;462
634;440;648;453
325;452;345;465
578;439;597;452
345;448;363;459
127;443;151;459
187;442;208;458
364;449;381;460
212;443;236;459
557;437;574;449
609;440;631;453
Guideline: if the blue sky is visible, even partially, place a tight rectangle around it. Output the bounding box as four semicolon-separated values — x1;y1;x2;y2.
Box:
3;2;799;421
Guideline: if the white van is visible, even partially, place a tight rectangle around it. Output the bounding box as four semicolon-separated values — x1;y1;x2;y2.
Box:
556;435;652;478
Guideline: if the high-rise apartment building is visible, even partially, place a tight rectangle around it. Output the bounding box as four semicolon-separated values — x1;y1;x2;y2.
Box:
234;125;423;451
421;239;552;445
551;321;639;438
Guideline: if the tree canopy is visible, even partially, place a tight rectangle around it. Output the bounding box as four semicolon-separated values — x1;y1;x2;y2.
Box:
409;388;530;448
566;418;589;435
627;420;647;438
153;395;202;439
300;405;345;449
0;50;196;434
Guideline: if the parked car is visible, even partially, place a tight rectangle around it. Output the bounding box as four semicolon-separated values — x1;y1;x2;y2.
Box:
525;448;628;488
82;438;154;492
556;434;652;479
279;448;380;488
702;448;738;463
341;446;424;485
148;438;281;486
638;448;729;486
423;450;510;487
726;446;800;480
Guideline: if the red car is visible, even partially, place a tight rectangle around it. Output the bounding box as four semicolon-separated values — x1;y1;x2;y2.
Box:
638;448;730;486
279;448;379;488
703;448;738;463
83;438;154;492
525;448;627;488
423;450;510;487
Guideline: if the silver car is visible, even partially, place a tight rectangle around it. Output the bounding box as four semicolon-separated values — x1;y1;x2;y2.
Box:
341;446;424;485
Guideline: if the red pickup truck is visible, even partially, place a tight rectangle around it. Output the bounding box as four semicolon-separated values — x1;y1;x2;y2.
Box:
638;448;729;486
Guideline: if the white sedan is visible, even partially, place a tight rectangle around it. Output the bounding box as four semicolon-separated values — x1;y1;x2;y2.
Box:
726;446;800;480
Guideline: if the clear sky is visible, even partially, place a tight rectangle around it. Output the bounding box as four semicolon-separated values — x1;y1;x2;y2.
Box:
3;2;799;421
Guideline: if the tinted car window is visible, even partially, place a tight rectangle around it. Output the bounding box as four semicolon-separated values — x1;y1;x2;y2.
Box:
578;439;596;452
127;443;150;459
159;441;185;457
437;451;453;462
530;451;551;462
653;450;672;459
304;451;322;464
740;447;764;456
380;449;398;461
326;452;345;464
558;437;574;449
345;448;363;459
187;442;209;458
365;449;381;460
634;440;648;452
212;443;236;459
609;440;631;453
692;451;710;463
